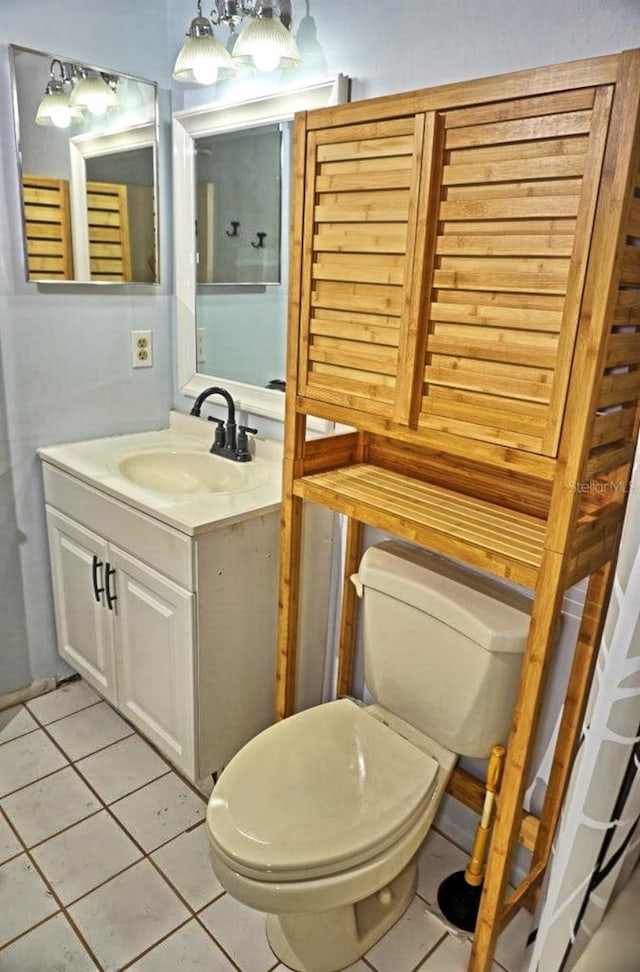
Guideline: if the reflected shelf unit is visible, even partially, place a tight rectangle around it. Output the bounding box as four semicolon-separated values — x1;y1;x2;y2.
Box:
276;49;640;972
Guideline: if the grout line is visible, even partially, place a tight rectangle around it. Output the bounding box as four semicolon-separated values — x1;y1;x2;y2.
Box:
116;915;195;971
192;910;249;972
27;698;103;730
0;725;42;749
0;762;71;802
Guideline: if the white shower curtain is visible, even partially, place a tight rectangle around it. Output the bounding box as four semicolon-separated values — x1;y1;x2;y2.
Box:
522;447;640;971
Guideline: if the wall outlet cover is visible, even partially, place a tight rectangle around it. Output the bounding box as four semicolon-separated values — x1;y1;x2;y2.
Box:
131;330;153;368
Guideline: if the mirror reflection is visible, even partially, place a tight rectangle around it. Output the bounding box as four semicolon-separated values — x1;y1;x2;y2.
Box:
196;124;282;286
195;121;288;388
10;45;159;283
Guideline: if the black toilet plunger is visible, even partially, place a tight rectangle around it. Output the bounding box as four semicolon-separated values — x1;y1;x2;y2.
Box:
437;744;506;932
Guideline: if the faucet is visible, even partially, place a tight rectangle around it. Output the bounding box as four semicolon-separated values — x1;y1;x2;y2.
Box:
189;386;257;462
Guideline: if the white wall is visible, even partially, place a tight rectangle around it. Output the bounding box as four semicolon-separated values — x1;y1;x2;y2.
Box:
0;0;174;694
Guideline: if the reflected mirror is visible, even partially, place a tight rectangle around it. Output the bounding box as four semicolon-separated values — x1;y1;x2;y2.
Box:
10;44;159;283
174;76;349;421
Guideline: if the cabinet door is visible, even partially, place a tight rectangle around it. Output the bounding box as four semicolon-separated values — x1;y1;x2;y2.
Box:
412;85;613;456
296;114;433;421
46;506;116;702
108;546;196;776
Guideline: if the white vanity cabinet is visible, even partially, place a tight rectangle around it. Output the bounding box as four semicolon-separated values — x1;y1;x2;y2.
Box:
41;460;287;782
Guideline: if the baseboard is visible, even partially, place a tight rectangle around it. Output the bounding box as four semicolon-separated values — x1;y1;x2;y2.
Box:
0;677;57;712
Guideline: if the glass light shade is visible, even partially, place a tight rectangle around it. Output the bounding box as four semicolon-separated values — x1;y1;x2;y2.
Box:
232;16;302;72
35;90;83;128
70;75;119;116
173;33;235;85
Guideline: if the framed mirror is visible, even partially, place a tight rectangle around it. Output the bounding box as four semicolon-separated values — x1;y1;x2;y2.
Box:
173;76;349;421
9;44;159;284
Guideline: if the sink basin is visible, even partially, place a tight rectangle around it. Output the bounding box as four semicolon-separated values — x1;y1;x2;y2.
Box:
117;450;247;495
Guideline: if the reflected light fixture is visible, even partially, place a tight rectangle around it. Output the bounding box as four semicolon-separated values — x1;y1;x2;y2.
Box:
35;60;84;129
173;0;301;84
173;0;235;85
70;70;120;117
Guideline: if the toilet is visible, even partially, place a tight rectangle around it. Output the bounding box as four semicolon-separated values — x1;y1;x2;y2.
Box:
206;541;531;972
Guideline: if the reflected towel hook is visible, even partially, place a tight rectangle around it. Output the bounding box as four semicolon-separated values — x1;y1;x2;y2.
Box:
251;231;267;249
225;221;240;238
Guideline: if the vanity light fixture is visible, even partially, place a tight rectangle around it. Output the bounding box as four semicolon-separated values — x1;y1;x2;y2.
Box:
173;0;301;84
173;0;236;85
35;59;84;129
231;2;301;73
70;70;120;117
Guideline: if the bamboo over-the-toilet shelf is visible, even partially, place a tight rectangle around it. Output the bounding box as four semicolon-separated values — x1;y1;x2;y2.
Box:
276;48;640;972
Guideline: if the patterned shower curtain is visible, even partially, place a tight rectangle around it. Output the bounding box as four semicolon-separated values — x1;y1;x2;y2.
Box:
522;448;640;971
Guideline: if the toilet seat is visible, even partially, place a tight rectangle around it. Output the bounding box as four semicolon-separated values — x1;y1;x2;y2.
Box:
207;699;439;883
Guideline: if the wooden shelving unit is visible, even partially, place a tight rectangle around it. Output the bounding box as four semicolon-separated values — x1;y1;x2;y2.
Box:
276;49;640;971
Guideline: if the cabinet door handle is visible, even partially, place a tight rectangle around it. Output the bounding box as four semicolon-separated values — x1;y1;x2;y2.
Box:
105;563;117;610
91;555;105;603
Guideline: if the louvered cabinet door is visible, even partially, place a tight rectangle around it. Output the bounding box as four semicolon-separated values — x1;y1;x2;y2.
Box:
296;116;431;421
413;85;614;456
86;181;132;281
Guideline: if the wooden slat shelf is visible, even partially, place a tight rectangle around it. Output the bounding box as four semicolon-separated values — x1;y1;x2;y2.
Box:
293;463;546;588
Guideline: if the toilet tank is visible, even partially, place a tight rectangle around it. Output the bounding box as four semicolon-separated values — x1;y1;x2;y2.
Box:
352;542;531;758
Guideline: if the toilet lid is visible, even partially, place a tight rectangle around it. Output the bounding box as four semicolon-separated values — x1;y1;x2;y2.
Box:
207;699;439;880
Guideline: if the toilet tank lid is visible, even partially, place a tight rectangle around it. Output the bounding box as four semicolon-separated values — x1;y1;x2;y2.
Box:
353;541;531;654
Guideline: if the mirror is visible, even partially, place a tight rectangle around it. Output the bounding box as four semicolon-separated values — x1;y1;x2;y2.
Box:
10;44;159;284
174;76;349;421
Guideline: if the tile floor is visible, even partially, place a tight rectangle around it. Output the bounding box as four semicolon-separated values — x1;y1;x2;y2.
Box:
0;679;532;972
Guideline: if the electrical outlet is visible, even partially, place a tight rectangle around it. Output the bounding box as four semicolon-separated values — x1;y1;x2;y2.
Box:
131;330;153;368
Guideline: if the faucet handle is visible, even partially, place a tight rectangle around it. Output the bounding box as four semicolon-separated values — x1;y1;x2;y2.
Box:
236;425;258;462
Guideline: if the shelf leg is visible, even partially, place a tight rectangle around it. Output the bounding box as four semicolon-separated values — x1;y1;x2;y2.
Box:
530;561;615;882
469;550;566;972
276;411;307;721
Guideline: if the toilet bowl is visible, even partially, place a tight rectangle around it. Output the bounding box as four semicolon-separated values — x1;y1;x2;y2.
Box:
207;541;531;972
207;699;457;971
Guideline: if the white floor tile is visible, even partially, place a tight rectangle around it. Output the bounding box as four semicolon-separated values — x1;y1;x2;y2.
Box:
0;913;98;971
416;932;502;971
0;705;38;744
366;896;446;972
31;810;142;905
46;702;134;761
0;854;59;947
0;729;68;798
0;766;101;847
68;859;189;972
151;823;223;911
199;894;276;972
110;774;206;852
129;919;236;971
26;680;100;726
272;963;370;972
0;813;21;864
417;830;470;907
495;903;533;972
76;733;170;804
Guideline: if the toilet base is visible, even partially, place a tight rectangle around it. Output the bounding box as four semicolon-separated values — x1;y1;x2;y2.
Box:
265;859;417;972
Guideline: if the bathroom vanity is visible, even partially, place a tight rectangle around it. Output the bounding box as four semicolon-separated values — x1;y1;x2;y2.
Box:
39;411;332;783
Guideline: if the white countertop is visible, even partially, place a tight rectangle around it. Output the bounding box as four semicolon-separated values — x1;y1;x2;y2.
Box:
38;411;283;536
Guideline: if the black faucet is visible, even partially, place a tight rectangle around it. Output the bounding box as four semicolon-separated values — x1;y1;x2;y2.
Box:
189;386;257;462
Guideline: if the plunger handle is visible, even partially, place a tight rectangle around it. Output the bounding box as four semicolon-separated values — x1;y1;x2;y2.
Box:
464;745;506;887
